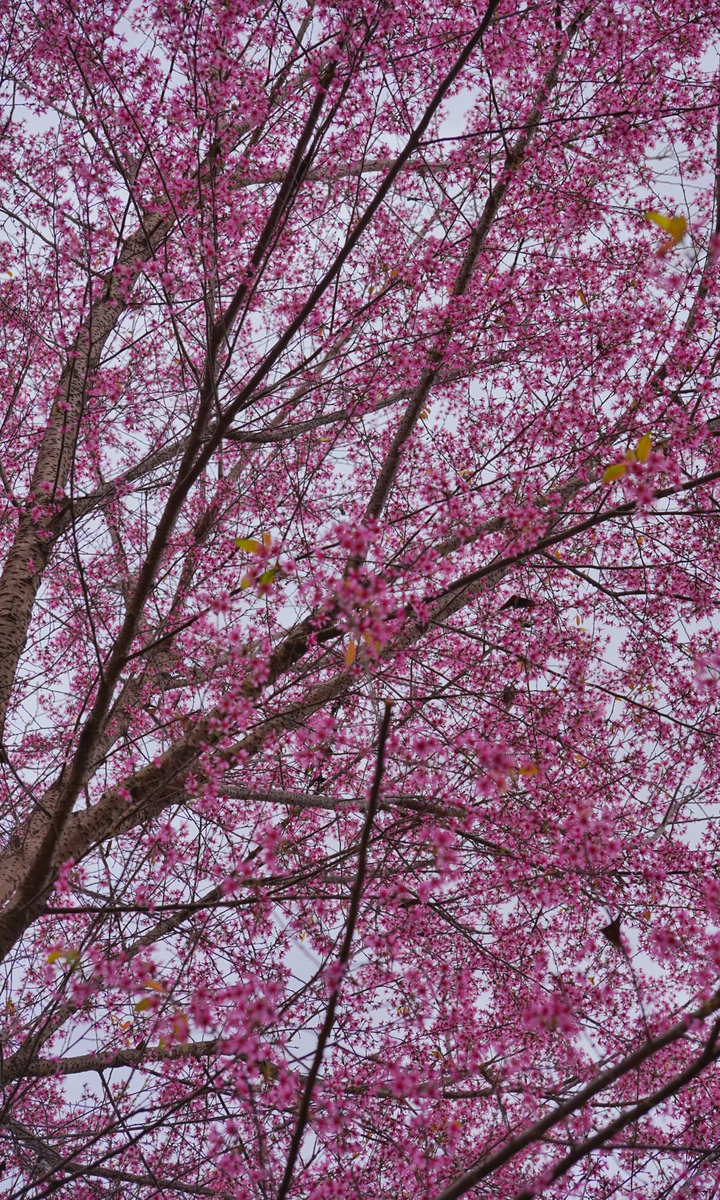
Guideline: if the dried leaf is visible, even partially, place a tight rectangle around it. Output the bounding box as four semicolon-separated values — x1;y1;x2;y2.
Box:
499;595;535;612
600;915;623;951
345;639;357;666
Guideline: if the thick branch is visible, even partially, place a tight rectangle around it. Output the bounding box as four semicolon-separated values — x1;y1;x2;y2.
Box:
4;1038;219;1083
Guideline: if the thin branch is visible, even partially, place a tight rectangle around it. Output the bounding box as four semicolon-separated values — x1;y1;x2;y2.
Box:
275;700;393;1200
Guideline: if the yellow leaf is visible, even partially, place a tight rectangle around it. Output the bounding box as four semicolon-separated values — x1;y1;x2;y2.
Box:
636;432;652;462
135;998;154;1012
519;763;539;778
47;948;79;965
578;288;587;306
645;210;687;244
602;462;627;483
258;567;276;586
235;537;261;553
345;639;357;666
146;979;165;993
262;532;272;549
240;574;253;590
172;1012;189;1043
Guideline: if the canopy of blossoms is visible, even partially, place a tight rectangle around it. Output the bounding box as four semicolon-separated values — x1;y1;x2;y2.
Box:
1;0;720;1196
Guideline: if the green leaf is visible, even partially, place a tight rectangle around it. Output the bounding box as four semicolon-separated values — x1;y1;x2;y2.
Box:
235;537;261;553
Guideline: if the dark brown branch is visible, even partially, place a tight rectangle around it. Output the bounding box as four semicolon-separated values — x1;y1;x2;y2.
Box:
430;999;720;1200
275;700;393;1200
511;1022;720;1200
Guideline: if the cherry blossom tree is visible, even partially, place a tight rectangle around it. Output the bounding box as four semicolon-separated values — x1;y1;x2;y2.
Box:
1;0;720;1195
